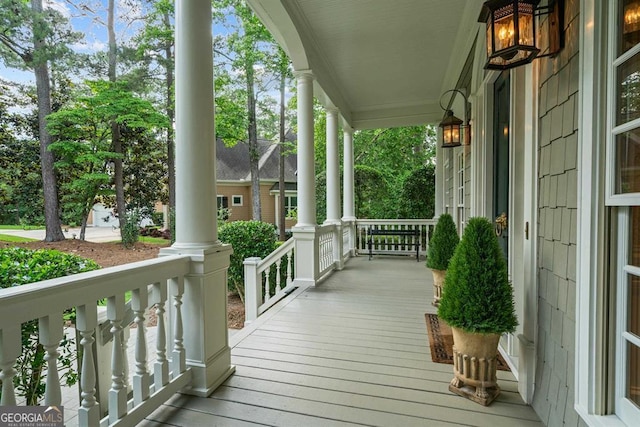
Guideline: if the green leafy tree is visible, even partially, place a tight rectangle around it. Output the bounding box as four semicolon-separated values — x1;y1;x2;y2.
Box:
136;0;175;212
399;164;436;219
0;80;44;224
47;80;167;240
215;0;279;221
0;0;82;241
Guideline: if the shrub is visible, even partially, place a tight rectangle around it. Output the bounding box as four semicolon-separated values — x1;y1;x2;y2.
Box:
121;210;140;248
0;248;100;404
218;221;277;300
437;217;517;334
426;213;459;271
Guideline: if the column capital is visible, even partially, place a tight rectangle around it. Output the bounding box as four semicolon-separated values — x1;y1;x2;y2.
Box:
293;69;314;80
325;106;339;115
343;125;354;134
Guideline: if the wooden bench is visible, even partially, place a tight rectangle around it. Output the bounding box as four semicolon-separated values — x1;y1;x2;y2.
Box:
367;226;421;261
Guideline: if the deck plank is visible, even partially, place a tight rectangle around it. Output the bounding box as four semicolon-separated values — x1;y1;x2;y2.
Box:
145;256;542;426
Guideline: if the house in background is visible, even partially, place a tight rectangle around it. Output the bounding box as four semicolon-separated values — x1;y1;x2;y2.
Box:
216;135;297;233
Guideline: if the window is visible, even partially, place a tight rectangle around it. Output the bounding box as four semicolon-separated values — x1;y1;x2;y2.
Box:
232;195;243;206
285;195;297;218
216;196;228;209
609;2;640;423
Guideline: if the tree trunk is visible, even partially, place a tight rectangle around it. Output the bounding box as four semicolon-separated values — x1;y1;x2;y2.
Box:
108;0;126;232
164;10;175;219
31;0;65;242
278;68;286;241
80;206;89;241
246;62;261;221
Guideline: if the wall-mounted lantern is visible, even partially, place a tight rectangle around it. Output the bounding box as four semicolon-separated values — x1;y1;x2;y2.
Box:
478;0;564;70
439;89;470;148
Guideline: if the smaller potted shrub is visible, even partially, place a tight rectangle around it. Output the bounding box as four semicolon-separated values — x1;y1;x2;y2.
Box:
425;213;459;306
437;217;517;406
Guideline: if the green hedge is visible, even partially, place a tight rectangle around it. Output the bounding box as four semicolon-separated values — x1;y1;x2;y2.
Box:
1;247;100;288
218;221;277;300
0;247;100;405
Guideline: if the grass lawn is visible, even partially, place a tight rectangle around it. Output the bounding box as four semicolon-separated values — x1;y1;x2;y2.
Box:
0;234;38;243
0;224;45;230
139;236;171;245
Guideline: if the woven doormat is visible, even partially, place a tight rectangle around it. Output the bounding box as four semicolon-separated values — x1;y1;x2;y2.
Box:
425;313;510;371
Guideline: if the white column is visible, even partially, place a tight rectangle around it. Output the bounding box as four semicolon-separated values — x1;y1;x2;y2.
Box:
435;127;444;217
342;126;356;257
295;71;316;227
160;0;234;397
325;107;340;223
292;70;318;285
173;0;217;248
342;126;355;221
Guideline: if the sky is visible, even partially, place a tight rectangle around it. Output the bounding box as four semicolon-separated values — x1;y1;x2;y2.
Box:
0;0;231;85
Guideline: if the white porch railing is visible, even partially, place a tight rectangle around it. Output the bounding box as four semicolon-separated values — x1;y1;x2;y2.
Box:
317;223;337;277
243;239;295;325
355;219;437;258
0;256;192;427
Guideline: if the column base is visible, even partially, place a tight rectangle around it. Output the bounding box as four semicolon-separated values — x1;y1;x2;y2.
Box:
183;347;235;397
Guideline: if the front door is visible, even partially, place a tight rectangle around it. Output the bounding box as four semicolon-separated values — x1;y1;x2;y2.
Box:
493;72;510;261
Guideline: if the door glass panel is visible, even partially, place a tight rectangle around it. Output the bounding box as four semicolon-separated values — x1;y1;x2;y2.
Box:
628;342;640;407
622;0;640;54
615;130;640;194
493;72;510;261
617;51;640;125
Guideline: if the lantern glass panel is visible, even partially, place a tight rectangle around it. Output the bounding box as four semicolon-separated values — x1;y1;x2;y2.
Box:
495;7;515;52
518;9;535;46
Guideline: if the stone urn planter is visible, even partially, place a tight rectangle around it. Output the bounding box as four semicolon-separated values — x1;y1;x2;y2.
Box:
449;327;501;406
438;217;517;406
431;269;446;306
426;214;458;306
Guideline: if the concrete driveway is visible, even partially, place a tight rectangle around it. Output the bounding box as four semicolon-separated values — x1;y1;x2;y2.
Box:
0;226;122;243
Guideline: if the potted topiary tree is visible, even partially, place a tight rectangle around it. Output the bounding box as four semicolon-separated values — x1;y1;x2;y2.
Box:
426;213;459;306
437;216;517;406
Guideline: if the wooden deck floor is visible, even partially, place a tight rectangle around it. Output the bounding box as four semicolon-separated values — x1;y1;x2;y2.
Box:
143;255;542;427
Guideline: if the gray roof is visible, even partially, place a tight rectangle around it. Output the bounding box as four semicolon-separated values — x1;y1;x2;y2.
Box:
216;133;297;182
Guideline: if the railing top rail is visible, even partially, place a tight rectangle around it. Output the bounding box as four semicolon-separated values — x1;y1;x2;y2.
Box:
356;218;437;225
317;223;337;233
256;238;295;274
0;255;191;327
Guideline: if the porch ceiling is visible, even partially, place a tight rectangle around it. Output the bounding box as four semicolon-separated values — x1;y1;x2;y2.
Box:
246;0;482;130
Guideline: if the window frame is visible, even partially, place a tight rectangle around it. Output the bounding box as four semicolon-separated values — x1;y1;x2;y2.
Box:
232;195;243;206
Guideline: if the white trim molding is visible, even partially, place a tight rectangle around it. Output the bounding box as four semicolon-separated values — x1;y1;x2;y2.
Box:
575;0;624;424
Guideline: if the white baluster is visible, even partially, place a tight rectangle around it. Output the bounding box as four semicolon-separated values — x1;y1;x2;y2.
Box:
39;314;63;406
107;294;127;423
170;277;186;375
153;282;169;387
0;326;21;406
76;304;99;426
132;286;150;405
262;270;271;305
122;327;130;392
287;248;294;286
275;258;282;292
